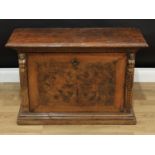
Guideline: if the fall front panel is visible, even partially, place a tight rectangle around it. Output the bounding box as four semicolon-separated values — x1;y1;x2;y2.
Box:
27;52;127;113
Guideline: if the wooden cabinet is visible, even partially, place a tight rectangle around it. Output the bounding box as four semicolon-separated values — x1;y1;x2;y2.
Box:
6;28;148;125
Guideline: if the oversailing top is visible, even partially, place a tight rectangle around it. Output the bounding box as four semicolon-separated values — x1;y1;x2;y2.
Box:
6;28;148;48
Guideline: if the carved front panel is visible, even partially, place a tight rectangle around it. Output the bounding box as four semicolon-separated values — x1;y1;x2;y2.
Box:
28;53;126;112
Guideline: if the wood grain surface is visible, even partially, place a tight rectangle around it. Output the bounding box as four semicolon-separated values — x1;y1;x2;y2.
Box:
27;53;126;113
0;82;154;134
6;28;148;48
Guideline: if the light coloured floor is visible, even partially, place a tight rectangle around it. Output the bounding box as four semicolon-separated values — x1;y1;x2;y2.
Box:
0;82;155;135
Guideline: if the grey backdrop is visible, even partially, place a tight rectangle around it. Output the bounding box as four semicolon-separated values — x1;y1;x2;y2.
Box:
0;19;154;68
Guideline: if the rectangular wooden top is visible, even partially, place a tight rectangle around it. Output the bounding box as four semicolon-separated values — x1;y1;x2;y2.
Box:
6;28;148;48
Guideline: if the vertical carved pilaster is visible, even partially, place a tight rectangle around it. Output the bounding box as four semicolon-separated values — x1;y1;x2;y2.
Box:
125;52;135;112
18;53;26;83
18;53;29;112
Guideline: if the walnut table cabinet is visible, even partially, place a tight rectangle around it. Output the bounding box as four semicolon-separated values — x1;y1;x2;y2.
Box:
6;28;148;125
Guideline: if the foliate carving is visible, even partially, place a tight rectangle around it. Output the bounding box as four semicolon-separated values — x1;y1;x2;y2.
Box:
125;52;135;112
18;53;26;72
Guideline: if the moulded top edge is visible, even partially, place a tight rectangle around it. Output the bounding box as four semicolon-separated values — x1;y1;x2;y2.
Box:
5;28;148;49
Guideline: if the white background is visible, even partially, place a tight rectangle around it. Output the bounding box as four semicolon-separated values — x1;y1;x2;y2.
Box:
0;0;155;19
0;135;155;155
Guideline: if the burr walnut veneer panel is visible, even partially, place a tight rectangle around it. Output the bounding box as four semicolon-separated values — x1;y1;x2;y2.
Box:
27;52;126;113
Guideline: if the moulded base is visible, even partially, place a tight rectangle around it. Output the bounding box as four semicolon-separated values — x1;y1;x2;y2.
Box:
17;107;136;125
